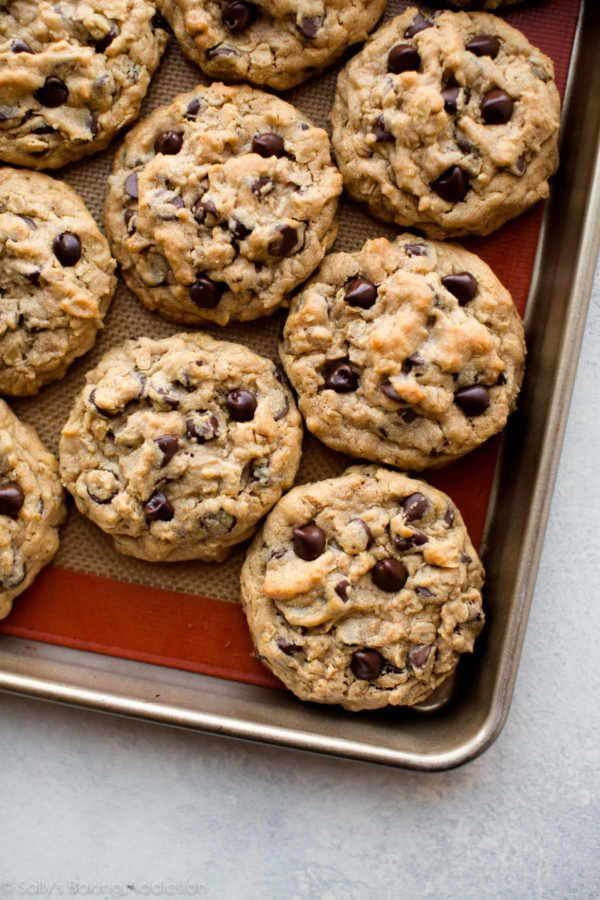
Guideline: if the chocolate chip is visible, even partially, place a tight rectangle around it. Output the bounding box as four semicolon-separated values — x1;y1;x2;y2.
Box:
405;12;433;38
441;272;478;304
293;524;326;561
335;580;351;601
373;116;394;143
34;76;69;107
53;232;81;266
455;132;477;156
230;219;250;240
251;175;273;196
409;644;432;669
455;385;490;416
189;277;223;308
1;556;26;590
372;558;408;592
298;15;323;38
268;225;298;257
466;34;500;58
0;483;24;517
351;517;374;549
31;124;55;135
124;209;137;234
252;133;285;158
25;269;40;284
402;409;418;424
155;435;179;466
344;277;377;309
351;649;384;680
441;86;460;114
388;44;420;74
277;637;302;655
154;130;183;154
402;492;429;521
324;362;359;393
192;198;218;223
481;89;513;125
431;166;469;203
207;45;239;59
380;380;403;402
144;492;174;522
394;530;428;552
444;507;455;527
405;243;428;257
12;39;33;53
416;586;435;598
222;1;255;31
226;389;257;422
88;388;115;418
186;412;219;442
185;98;201;120
124;173;138;199
18;215;36;230
94;25;119;52
89;112;99;137
202;511;236;535
496;371;507;385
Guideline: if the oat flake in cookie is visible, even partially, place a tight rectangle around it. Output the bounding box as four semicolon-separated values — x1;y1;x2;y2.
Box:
241;466;484;711
332;8;560;238
0;168;116;397
0;399;66;619
105;84;342;327
158;0;386;91
0;1;168;170
280;235;525;471
59;333;303;563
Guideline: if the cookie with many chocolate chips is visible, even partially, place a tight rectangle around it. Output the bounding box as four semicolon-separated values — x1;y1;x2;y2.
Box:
59;333;303;563
280;235;525;470
332;7;560;237
0;168;116;397
0;0;168;170
158;0;386;90
241;465;484;711
0;399;66;619
105;83;343;326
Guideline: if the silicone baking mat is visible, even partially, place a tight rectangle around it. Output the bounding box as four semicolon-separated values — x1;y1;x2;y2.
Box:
0;0;582;690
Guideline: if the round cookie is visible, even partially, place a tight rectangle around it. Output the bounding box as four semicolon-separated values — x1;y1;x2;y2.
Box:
0;168;117;397
331;7;561;238
280;234;525;471
60;332;303;563
158;0;387;91
0;399;66;620
0;1;168;170
105;83;343;327
241;465;485;711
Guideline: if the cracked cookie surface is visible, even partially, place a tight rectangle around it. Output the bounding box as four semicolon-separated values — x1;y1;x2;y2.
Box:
158;0;386;90
332;7;560;238
0;398;66;619
60;332;303;562
105;83;343;327
0;0;168;170
280;234;525;471
0;168;116;397
241;465;484;711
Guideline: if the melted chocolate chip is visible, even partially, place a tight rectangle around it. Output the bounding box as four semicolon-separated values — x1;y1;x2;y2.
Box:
144;491;174;522
192;198;218;223
298;16;323;39
441;272;478;305
380;380;403;402
124;173;138;199
186;412;219;442
252;175;273;196
88;388;114;419
252;133;285;158
12;39;33;53
154;130;183;154
431;166;469;203
351;649;384;680
34;76;69;107
226;389;257;422
189;277;223;309
94;25;119;52
124;209;137;234
222;1;255;31
481;89;513;125
394;530;428;552
268;225;298;257
335;580;351;601
409;644;432;669
155;435;179;466
388;44;420;74
465;34;500;58
277;637;302;655
455;385;490;416
0;483;24;517
350;517;374;549
441;86;460;114
344;277;377;309
53;232;81;266
324;362;359;393
293;524;326;561
402;492;429;522
372;558;408;592
230;219;250;240
373;116;394;143
405;11;433;38
405;243;428;257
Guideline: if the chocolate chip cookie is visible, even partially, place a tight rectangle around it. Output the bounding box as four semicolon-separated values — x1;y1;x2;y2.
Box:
241;465;484;711
0;399;66;619
332;7;560;238
280;234;525;470
59;333;303;563
0;1;168;170
0;168;116;397
158;0;387;90
105;83;343;327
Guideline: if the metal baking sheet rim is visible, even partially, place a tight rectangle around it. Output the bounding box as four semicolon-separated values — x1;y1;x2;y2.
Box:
1;0;598;771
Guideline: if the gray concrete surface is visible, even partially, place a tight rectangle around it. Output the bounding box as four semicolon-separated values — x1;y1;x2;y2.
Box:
0;264;598;900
